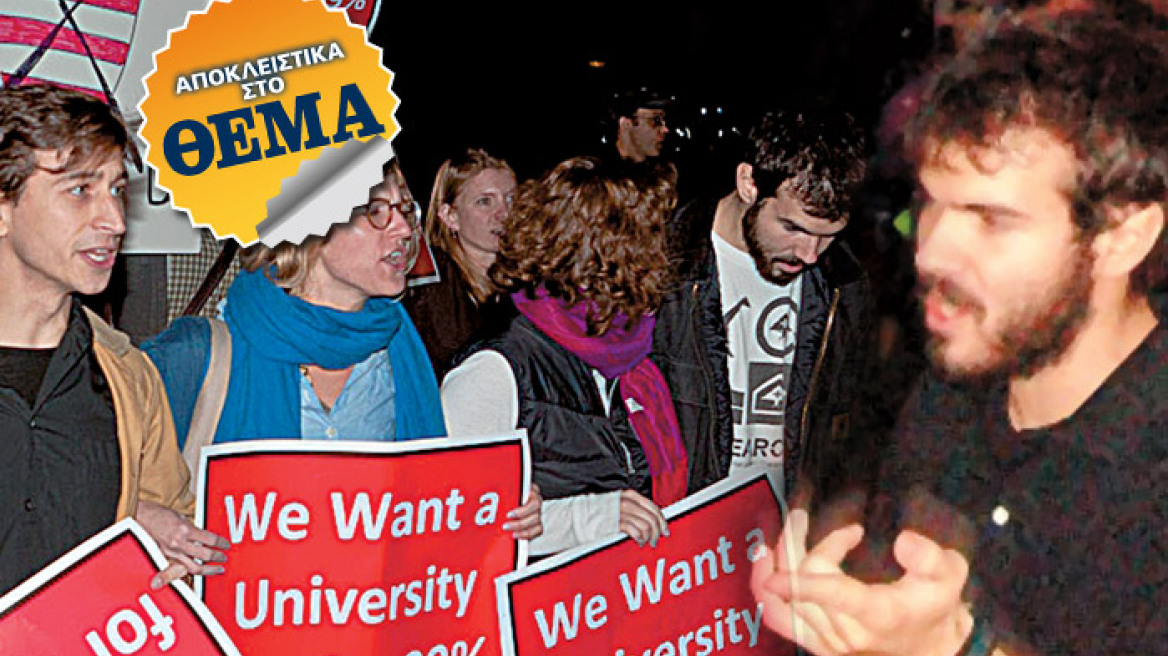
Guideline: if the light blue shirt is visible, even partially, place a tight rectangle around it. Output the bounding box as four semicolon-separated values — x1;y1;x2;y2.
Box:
299;349;396;440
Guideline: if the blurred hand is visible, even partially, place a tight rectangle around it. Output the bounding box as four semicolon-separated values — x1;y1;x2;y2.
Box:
752;509;971;656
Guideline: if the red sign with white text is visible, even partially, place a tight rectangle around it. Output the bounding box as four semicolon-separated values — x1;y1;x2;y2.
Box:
0;520;240;656
197;434;528;656
496;474;793;656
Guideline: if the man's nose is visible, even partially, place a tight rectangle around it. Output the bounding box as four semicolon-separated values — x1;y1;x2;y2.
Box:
93;191;126;237
915;205;966;280
386;206;415;239
794;236;821;265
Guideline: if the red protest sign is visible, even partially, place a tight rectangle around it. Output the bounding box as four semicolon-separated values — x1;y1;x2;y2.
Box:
196;434;528;656
323;0;383;30
496;474;793;656
0;519;240;656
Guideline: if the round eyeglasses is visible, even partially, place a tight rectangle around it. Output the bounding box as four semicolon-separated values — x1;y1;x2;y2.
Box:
352;198;423;274
359;198;420;231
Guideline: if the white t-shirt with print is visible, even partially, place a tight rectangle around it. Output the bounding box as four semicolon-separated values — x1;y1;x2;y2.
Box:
712;230;802;491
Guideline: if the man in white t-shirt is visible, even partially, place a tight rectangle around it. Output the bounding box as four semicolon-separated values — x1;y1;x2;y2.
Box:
653;110;874;502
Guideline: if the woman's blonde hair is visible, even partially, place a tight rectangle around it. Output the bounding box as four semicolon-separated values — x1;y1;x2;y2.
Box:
424;148;515;303
240;158;409;292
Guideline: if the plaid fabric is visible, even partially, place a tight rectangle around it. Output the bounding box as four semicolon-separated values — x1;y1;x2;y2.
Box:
166;230;240;322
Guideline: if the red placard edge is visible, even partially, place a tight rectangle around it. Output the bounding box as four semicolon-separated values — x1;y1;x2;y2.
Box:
0;517;244;655
493;470;788;656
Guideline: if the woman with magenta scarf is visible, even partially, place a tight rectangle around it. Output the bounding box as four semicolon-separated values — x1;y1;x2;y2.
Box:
443;158;715;555
145;158;542;541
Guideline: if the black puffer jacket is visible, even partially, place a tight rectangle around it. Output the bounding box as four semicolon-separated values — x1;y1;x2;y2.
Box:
469;316;651;500
653;198;877;502
467;311;732;501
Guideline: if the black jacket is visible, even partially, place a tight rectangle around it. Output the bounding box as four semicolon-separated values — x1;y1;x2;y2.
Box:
404;247;517;382
653;198;876;501
470;310;731;501
471;316;652;500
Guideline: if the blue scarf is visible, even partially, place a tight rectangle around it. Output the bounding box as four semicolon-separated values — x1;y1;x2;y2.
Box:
215;268;445;443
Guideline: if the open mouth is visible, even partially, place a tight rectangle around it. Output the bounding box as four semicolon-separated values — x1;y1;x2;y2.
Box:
923;288;976;334
80;247;118;269
382;237;419;272
383;248;409;270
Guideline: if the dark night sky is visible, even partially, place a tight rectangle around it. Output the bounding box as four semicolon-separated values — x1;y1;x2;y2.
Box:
371;1;931;195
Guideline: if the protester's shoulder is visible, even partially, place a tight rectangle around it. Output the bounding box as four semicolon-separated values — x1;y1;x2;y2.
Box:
821;239;868;291
83;306;133;355
444;348;512;384
664;198;720;283
84;308;168;392
141;317;213;357
139;316;217;387
904;370;989;424
892;371;992;463
1105;321;1168;460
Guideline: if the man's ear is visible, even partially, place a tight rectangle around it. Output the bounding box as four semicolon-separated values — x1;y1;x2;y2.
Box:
735;163;758;205
617;116;634;138
0;195;13;239
1092;202;1166;280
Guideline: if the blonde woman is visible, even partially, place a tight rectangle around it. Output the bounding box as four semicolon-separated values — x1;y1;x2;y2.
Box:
405;149;518;378
145;157;542;539
443;158;698;554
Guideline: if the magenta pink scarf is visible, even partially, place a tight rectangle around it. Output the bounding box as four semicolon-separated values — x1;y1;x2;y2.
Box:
512;289;688;506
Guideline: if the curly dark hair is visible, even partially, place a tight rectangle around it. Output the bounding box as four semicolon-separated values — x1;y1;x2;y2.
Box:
0;84;133;201
491;157;677;335
904;15;1168;292
745;109;868;221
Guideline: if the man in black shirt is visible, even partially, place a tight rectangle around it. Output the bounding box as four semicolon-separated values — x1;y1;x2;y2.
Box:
0;84;228;596
753;15;1166;656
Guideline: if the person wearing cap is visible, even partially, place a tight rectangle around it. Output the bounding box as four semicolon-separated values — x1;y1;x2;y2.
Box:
610;89;671;163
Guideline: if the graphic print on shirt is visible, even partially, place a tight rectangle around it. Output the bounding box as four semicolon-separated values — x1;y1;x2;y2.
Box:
712;230;801;485
727;296;798;427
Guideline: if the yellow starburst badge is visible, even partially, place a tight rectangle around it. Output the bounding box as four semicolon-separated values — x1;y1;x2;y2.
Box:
139;0;398;246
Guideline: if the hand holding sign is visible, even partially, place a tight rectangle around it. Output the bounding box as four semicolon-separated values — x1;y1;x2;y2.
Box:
503;484;544;540
618;489;669;548
135;499;230;589
0;520;241;656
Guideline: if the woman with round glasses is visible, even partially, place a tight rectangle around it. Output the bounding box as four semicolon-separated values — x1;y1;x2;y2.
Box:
405;148;518;379
145;158;444;446
144;157;543;544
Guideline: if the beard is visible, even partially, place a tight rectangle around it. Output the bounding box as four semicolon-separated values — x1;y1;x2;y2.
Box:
742;201;801;286
921;241;1095;384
